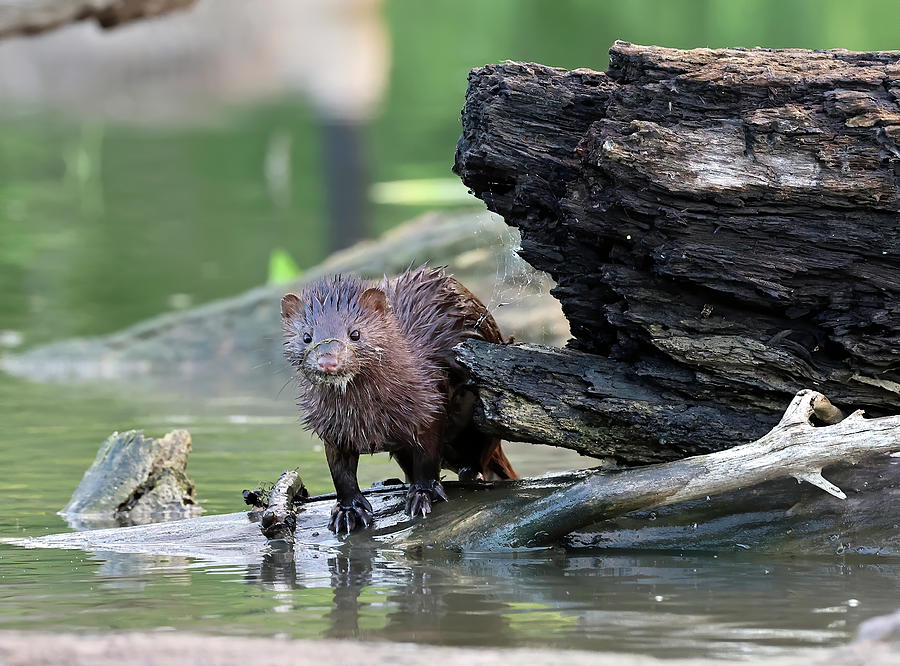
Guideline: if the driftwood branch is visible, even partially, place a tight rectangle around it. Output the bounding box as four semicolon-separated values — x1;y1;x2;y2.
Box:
244;470;308;542
417;390;900;550
0;0;196;39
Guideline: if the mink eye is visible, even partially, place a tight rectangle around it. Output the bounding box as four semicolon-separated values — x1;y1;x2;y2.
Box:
349;330;361;342
303;333;312;344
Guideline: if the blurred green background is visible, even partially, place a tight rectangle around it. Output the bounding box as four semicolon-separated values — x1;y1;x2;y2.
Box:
1;0;898;350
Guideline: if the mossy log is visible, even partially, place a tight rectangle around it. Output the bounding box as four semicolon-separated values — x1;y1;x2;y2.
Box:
454;42;900;459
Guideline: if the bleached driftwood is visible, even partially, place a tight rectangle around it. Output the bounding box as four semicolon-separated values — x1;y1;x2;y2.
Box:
240;389;896;551
419;390;900;550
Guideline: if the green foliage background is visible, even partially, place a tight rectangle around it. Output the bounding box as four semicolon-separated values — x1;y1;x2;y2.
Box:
1;0;898;346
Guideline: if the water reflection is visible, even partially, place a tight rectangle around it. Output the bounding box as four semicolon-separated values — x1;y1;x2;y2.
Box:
2;530;898;658
324;550;373;639
90;551;193;591
232;543;899;657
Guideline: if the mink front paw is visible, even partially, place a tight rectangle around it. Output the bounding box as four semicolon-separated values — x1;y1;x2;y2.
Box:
405;480;449;518
328;495;374;535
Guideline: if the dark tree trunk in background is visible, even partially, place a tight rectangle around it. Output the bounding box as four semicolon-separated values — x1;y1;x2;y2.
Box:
321;118;370;252
454;42;900;457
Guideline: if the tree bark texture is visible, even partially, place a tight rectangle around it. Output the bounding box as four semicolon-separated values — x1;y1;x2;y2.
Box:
454;42;900;456
457;340;778;463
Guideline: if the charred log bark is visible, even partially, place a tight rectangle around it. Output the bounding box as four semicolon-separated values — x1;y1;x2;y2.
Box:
454;42;900;456
457;340;778;463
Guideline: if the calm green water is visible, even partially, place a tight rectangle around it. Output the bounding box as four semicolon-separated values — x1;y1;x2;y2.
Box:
0;371;898;658
2;0;900;659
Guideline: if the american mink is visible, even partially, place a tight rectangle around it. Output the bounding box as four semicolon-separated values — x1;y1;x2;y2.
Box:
282;265;517;534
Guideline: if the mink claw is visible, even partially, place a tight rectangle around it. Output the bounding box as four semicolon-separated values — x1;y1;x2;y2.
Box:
405;489;432;517
405;481;448;518
328;495;374;535
432;482;449;502
457;467;485;482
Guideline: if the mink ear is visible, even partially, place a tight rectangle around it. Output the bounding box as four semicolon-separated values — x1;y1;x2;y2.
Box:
360;288;388;314
281;294;302;318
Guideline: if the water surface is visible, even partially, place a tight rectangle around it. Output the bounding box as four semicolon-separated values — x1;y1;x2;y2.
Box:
1;371;898;659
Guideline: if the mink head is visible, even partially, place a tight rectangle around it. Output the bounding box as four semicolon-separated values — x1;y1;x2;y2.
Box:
282;275;393;391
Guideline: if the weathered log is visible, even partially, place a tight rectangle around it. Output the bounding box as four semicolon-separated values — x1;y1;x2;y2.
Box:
422;390;900;550
16;456;898;560
456;340;764;463
454;42;900;457
0;0;196;39
18;391;900;556
457;340;854;463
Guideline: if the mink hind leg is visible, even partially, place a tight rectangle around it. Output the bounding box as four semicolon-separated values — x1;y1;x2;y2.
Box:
443;382;518;481
325;442;373;534
446;421;518;481
392;431;448;518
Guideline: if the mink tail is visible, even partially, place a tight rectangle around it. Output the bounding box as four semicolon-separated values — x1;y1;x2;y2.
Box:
486;441;518;480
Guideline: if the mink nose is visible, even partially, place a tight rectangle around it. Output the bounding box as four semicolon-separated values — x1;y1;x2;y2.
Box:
317;355;340;374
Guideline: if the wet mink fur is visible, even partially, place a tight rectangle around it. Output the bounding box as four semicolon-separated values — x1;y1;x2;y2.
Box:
282;265;517;534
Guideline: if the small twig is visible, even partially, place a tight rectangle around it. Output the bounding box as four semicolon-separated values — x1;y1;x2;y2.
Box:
252;470;308;543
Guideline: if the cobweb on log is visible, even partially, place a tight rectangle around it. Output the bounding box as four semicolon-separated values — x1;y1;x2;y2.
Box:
471;212;564;343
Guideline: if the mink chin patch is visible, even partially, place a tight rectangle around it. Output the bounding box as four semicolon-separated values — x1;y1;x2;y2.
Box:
306;370;356;392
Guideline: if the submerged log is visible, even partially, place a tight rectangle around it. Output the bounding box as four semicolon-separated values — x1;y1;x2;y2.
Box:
454;42;900;459
1;212;567;395
23;391;897;556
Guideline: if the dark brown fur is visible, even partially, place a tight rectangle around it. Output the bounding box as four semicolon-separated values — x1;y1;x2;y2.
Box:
282;265;516;534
